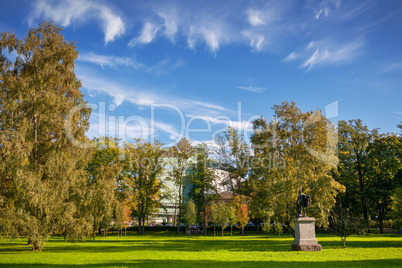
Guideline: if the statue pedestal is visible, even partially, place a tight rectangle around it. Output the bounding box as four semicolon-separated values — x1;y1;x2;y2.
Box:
291;217;322;251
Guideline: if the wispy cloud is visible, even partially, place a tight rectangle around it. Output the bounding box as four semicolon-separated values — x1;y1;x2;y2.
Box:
128;22;159;47
125;1;286;54
283;52;298;62
28;0;124;44
301;40;363;70
235;86;266;93
145;58;184;75
88;112;181;142
242;31;265;52
283;39;363;70
246;10;266;26
77;70;229;114
309;0;342;19
78;52;183;75
78;53;142;69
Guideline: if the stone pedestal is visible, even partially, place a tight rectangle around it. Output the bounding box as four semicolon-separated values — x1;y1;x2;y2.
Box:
291;217;322;251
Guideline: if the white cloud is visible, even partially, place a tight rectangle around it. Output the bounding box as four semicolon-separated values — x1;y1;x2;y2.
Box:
78;52;183;74
129;22;159;46
77;71;228;113
88;112;181;142
28;0;125;44
246;10;266;26
158;12;178;42
283;39;363;70
283;52;297;61
235;86;266;93
311;0;342;19
242;31;265;52
153;121;181;140
127;2;284;54
301;40;362;70
78;53;142;69
201;28;220;53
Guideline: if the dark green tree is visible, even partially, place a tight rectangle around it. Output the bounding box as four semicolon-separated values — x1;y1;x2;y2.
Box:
336;119;378;221
365;134;401;233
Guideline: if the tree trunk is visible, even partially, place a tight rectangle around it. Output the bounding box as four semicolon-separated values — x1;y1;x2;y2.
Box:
287;224;295;238
231;226;233;237
177;192;182;234
222;228;224;237
379;208;384;234
242;227;244;238
214;225;216;237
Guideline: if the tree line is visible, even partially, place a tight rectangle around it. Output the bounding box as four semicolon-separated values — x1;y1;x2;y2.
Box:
1;22;401;250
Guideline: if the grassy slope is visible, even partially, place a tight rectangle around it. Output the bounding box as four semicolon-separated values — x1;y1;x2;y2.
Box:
0;232;401;267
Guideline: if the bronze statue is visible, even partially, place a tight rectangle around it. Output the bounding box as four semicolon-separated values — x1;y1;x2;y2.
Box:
295;187;311;217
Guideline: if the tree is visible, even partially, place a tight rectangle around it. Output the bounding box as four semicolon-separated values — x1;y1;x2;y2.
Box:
168;138;195;234
245;172;273;233
188;144;219;232
390;187;402;227
365;134;401;233
216;202;229;237
226;203;238;237
336;119;378;221
209;202;219;237
330;202;367;247
124;139;164;235
214;127;250;194
232;195;249;237
0;21;92;250
251;102;343;236
86;137;123;238
183;199;196;236
273;221;284;236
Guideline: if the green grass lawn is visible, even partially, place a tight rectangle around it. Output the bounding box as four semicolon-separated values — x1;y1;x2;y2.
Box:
0;231;401;267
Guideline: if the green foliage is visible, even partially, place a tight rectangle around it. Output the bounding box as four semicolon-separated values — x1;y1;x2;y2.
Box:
336;119;378;222
215;202;229;237
168;137;195;233
226;203;238;237
231;195;249;237
86;137;124;238
365;134;401;232
0;21;91;250
261;221;272;235
273;221;284;236
214;127;250;194
330;203;367;247
188;144;219;227
183;200;197;229
123;139;164;235
250;102;343;236
390;187;402;226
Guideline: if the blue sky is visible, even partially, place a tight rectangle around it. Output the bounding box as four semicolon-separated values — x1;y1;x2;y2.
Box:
1;0;402;147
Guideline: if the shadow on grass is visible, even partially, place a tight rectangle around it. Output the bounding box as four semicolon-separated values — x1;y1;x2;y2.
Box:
1;259;401;268
2;233;402;255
